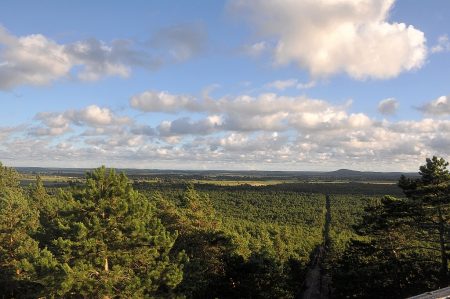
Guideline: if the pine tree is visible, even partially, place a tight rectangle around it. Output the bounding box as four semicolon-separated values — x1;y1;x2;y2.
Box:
0;163;58;297
333;157;450;297
398;156;450;287
49;166;185;297
154;184;235;298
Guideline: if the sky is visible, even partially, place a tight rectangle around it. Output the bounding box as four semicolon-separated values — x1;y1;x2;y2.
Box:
0;0;449;171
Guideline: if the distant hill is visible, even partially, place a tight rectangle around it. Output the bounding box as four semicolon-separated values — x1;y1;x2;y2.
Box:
324;169;415;180
15;166;419;182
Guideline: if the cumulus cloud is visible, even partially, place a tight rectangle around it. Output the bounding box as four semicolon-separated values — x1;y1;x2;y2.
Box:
129;90;202;113
131;90;348;116
431;35;450;54
215;132;287;154
418;95;450;116
229;0;427;79
158;115;223;136
0;125;26;141
4;89;450;170
6;115;449;170
0;24;206;89
378;97;399;115
130;125;157;137
0;26;72;89
65;39;159;81
70;105;131;126
131;90;373;134
29;125;72;137
32;105;130;136
0;26;154;88
3;104;450;170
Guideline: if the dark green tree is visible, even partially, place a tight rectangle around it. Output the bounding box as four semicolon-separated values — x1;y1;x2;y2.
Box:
153;185;235;298
49;166;185;297
333;239;440;299
333;156;450;298
398;156;450;286
333;195;441;298
0;163;59;297
212;251;296;299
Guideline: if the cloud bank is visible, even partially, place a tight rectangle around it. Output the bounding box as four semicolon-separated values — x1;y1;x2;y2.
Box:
0;89;447;171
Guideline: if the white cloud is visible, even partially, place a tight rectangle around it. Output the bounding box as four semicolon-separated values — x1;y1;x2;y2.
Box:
431;34;450;54
4;111;450;171
0;24;206;89
29;125;71;137
265;79;297;90
0;27;145;88
378;97;399;115
216;132;286;153
0;26;72;89
297;80;316;90
0;125;26;141
71;105;130;127
158;115;223;136
241;41;270;57
130;125;157;137
130;91;201;113
32;105;131;136
4;89;450;170
131;90;367;133
65;39;133;81
224;112;288;132
418;95;450;116
229;0;427;79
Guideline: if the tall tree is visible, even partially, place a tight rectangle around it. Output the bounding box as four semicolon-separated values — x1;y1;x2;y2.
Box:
49;166;185;297
334;157;450;297
0;163;58;297
153;185;235;298
333;195;441;298
399;156;450;286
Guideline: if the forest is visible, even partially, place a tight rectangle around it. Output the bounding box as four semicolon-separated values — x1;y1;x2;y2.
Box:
0;157;449;298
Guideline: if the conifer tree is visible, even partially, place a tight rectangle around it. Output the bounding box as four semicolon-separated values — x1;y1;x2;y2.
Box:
154;184;234;298
49;166;185;297
398;156;450;287
333;157;450;297
0;163;58;297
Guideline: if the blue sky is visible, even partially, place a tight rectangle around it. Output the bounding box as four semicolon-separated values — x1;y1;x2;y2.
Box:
0;0;449;171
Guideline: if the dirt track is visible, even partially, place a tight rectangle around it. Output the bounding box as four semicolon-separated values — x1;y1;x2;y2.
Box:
298;195;331;299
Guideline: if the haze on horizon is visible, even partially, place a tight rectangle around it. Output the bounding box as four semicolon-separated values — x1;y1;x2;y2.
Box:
0;0;449;172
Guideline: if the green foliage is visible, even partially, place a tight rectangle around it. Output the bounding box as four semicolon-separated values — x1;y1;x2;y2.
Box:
332;192;442;298
153;185;234;298
141;184;322;298
211;252;299;299
46;166;186;297
0;163;58;298
324;194;376;265
330;157;450;297
398;156;450;286
419;156;450;184
1;160;445;298
139;184;326;262
333;240;440;299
